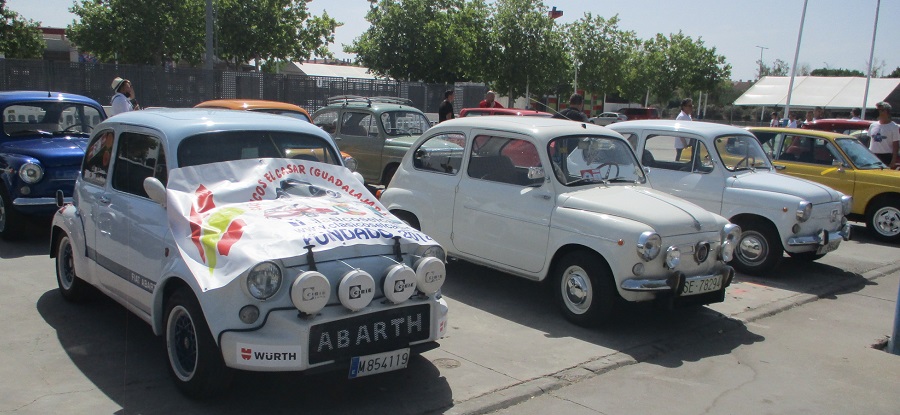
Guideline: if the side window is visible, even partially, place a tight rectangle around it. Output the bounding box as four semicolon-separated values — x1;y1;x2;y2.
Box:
313;110;339;135
812;138;839;166
780;135;813;162
467;135;540;186
413;133;465;175
754;131;778;159
341;112;374;137
82;130;115;186
643;135;693;171
619;132;639;150
111;132;167;198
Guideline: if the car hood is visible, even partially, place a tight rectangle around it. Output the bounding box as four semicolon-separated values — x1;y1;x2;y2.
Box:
727;171;840;203
0;136;88;166
559;185;722;237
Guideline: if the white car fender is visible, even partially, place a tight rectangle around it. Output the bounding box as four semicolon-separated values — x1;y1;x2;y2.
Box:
721;186;803;242
51;205;94;286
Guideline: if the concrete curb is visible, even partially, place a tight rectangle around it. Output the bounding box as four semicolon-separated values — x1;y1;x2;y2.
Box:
442;262;900;415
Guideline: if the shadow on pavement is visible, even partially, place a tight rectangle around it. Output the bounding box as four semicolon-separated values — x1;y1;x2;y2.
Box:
36;289;453;415
0;218;51;259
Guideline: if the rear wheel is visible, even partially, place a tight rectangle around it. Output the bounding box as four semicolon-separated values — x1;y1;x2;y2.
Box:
731;218;782;275
0;184;25;241
865;197;900;243
165;287;232;399
56;234;88;301
381;164;398;187
553;251;617;327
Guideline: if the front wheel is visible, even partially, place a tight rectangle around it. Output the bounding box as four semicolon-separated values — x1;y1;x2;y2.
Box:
553;251;617;327
56;234;88;302
165;287;232;399
731;219;783;275
866;198;900;243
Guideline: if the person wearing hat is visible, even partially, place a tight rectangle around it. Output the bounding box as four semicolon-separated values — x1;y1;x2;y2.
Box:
868;101;899;168
110;77;139;115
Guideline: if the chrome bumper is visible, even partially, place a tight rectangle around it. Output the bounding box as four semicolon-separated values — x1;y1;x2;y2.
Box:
786;224;851;247
13;196;72;207
621;266;735;294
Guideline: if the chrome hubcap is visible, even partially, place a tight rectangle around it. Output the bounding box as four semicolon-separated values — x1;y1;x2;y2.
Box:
561;266;593;315
873;206;900;237
738;232;767;265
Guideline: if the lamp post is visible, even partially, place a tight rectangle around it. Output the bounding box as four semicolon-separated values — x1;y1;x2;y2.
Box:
755;45;769;79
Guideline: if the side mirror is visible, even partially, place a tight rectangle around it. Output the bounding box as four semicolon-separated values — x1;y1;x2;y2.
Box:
144;177;167;208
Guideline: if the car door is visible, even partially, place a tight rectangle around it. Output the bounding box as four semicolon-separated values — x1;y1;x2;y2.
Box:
95;128;169;315
771;133;857;197
337;111;383;180
78;129;118;290
638;131;724;213
452;132;552;273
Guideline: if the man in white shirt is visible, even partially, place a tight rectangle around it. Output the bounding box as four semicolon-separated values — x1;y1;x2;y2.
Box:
786;112;798;128
868;101;899;169
110;77;139;116
849;108;862;121
674;98;692;159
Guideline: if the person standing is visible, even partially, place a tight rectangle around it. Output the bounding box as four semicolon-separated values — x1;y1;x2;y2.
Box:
438;89;455;123
552;93;588;122
479;91;504;108
674;98;693;160
110;77;139;115
769;111;780;127
814;106;825;121
849;108;862;121
786;112;798;128
868;101;899;168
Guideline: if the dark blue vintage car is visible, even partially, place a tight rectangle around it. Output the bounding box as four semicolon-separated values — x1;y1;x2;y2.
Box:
0;91;106;239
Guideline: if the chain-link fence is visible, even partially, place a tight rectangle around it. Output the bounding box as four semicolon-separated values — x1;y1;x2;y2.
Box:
0;59;488;114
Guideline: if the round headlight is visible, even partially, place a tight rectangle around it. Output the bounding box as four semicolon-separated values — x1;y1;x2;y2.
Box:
338;269;375;311
290;270;330;314
796;200;812;222
417;244;446;262
383;264;417;304
343;155;358;171
246;261;282;300
720;224;740;262
636;232;661;261
664;246;681;269
840;195;852;215
414;256;446;295
19;162;44;184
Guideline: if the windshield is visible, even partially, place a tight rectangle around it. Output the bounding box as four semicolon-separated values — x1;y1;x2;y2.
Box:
3;102;103;138
548;135;646;186
381;111;430;136
178;130;341;167
714;134;771;171
836;137;886;169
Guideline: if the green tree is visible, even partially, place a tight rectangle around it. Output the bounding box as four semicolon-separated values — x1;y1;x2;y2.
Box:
216;0;338;71
887;66;900;78
348;0;490;83
0;0;45;59
756;58;790;78
810;67;865;77
566;13;636;99
489;0;568;104
68;0;205;65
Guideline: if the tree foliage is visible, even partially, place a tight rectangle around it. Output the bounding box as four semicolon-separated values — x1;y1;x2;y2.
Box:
566;14;635;97
888;67;900;78
810;67;864;77
348;0;490;83
0;0;45;59
756;58;790;78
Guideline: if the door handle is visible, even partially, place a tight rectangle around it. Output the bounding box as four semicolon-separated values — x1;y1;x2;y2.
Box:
773;164;786;170
532;191;551;200
99;196;111;204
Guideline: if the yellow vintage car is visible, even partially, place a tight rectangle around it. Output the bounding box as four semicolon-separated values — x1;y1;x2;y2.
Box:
749;127;900;243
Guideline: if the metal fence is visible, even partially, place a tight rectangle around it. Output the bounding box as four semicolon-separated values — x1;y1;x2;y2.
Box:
0;59;487;114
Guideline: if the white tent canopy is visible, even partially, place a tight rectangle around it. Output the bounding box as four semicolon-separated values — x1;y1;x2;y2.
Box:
281;62;389;80
733;76;900;109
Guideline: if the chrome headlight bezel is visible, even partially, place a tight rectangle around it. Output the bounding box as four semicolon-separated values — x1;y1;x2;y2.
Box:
19;162;44;184
246;261;283;300
796;200;812;222
840;195;852;215
636;231;661;262
415;244;446;262
343;155;358;172
720;224;741;262
664;246;681;269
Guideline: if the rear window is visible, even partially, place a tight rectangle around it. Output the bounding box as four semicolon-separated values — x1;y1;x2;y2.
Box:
178;130;340;167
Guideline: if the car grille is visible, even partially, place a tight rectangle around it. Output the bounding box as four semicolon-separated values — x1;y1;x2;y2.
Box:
308;304;431;364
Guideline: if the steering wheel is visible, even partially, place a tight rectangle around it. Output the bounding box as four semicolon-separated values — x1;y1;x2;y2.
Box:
735;155;755;169
595;162;620;181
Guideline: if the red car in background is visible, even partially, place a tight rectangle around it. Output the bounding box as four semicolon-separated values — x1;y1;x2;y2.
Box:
801;118;873;146
618;107;660;120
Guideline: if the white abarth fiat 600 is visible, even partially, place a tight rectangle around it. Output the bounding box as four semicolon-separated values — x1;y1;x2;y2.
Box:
609;120;851;275
50;109;448;398
380;117;739;327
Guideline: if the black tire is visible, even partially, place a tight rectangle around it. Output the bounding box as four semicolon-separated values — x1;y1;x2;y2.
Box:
56;234;89;302
382;164;398;187
865;197;900;243
553;251;617;327
0;184;25;241
165;287;232;399
787;251;826;262
730;218;783;275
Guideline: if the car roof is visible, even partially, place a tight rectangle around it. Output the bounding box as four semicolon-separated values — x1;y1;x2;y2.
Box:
802;119;873;128
98;108;331;147
429;115;623;142
609;120;755;136
193;99;309;113
314;97;424;115
748;126;852;140
459;107;553;117
0;90;103;107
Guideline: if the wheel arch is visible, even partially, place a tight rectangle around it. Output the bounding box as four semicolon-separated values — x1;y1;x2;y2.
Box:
548;243;613;283
152;277;195;336
864;192;900;216
729;213;780;238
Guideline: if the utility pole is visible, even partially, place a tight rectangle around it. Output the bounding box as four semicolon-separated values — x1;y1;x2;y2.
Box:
861;0;881;121
755;45;769;79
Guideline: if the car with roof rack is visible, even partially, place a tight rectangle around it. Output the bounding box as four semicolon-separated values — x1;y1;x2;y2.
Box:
51;108;449;398
0;91;106;240
312;96;433;186
458;107;553;117
609;120;851;275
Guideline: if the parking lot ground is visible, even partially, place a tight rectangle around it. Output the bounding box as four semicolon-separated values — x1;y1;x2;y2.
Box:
1;223;898;414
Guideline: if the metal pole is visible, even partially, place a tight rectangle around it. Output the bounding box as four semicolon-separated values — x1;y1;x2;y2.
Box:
755;45;768;79
861;0;880;121
890;277;900;355
783;0;808;122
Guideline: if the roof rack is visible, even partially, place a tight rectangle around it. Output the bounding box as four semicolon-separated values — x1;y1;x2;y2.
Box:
326;95;414;107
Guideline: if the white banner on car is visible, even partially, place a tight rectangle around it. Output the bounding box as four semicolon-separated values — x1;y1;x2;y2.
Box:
166;158;436;291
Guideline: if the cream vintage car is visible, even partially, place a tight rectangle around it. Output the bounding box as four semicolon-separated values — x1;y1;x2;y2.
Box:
380;116;738;327
609;120;852;275
50;109;448;398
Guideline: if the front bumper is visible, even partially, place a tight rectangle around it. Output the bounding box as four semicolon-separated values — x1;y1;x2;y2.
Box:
219;297;448;372
621;266;735;296
786;224;851;252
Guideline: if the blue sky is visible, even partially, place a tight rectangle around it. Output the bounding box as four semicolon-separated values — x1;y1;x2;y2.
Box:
7;0;899;82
